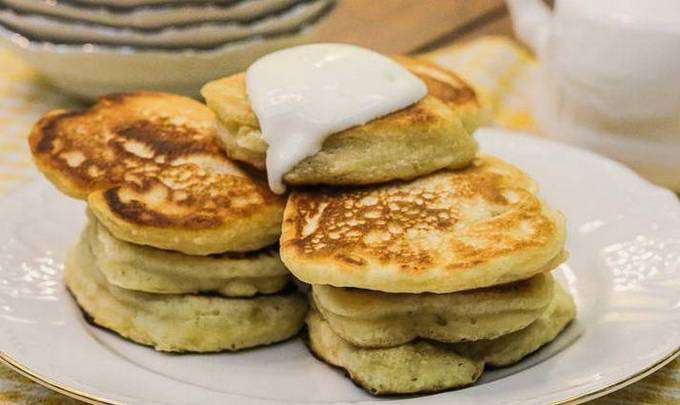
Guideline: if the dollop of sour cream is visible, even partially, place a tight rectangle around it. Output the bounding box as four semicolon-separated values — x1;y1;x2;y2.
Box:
245;43;427;194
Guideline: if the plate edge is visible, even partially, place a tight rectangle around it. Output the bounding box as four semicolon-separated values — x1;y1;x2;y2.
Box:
0;351;116;404
552;348;680;405
1;347;678;405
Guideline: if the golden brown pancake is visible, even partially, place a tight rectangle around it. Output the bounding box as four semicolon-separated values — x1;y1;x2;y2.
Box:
452;282;576;367
306;308;484;396
28;92;286;255
66;230;308;353
305;281;576;395
391;55;487;133
281;156;567;293
201;55;484;186
312;271;556;348
86;213;290;297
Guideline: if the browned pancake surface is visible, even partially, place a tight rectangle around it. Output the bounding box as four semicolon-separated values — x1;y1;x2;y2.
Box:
281;156;566;293
29;92;285;254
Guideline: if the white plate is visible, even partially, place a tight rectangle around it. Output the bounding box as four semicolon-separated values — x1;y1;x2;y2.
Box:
0;128;678;405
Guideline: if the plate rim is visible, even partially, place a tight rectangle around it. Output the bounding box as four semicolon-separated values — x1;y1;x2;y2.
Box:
2;344;678;405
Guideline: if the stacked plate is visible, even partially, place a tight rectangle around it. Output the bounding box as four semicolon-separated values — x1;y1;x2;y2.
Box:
0;0;335;98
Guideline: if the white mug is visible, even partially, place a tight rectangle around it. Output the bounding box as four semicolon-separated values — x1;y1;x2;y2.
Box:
508;0;680;126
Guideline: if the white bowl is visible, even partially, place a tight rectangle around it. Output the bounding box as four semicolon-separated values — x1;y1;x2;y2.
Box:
3;0;302;29
0;0;332;48
0;26;317;99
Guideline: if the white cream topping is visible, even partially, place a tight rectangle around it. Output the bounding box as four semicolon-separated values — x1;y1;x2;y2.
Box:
245;43;427;194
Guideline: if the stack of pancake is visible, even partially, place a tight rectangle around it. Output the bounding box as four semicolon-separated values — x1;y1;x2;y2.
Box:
28;92;307;353
284;158;575;394
203;56;576;394
26;50;576;395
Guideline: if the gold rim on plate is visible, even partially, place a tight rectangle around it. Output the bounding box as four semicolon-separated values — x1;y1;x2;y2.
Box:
1;347;678;404
0;352;116;405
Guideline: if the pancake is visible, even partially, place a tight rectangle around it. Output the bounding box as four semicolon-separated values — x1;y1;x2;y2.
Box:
86;213;290;297
391;56;488;133
452;282;576;367
281;156;567;293
28;92;286;255
306;309;483;396
201;56;483;186
312;271;556;348
65;232;308;353
306;281;576;395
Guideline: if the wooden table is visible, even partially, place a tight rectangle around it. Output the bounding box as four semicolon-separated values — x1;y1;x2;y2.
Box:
315;0;514;53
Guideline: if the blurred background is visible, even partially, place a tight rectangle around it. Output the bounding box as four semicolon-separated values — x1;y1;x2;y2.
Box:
316;0;511;53
2;0;678;193
0;0;513;98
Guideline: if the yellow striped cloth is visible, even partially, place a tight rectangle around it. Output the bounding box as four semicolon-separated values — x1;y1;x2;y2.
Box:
0;38;677;404
0;48;78;194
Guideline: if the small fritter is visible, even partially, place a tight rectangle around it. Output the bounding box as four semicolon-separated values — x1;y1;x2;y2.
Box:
312;271;556;348
29;92;285;255
306;309;483;396
86;213;290;297
65;232;307;353
306;282;576;396
281;156;567;293
201;56;483;186
452;282;576;366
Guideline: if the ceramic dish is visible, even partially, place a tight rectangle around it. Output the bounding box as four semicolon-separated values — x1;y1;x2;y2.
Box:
0;129;678;404
0;0;332;48
2;0;301;29
0;24;317;99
